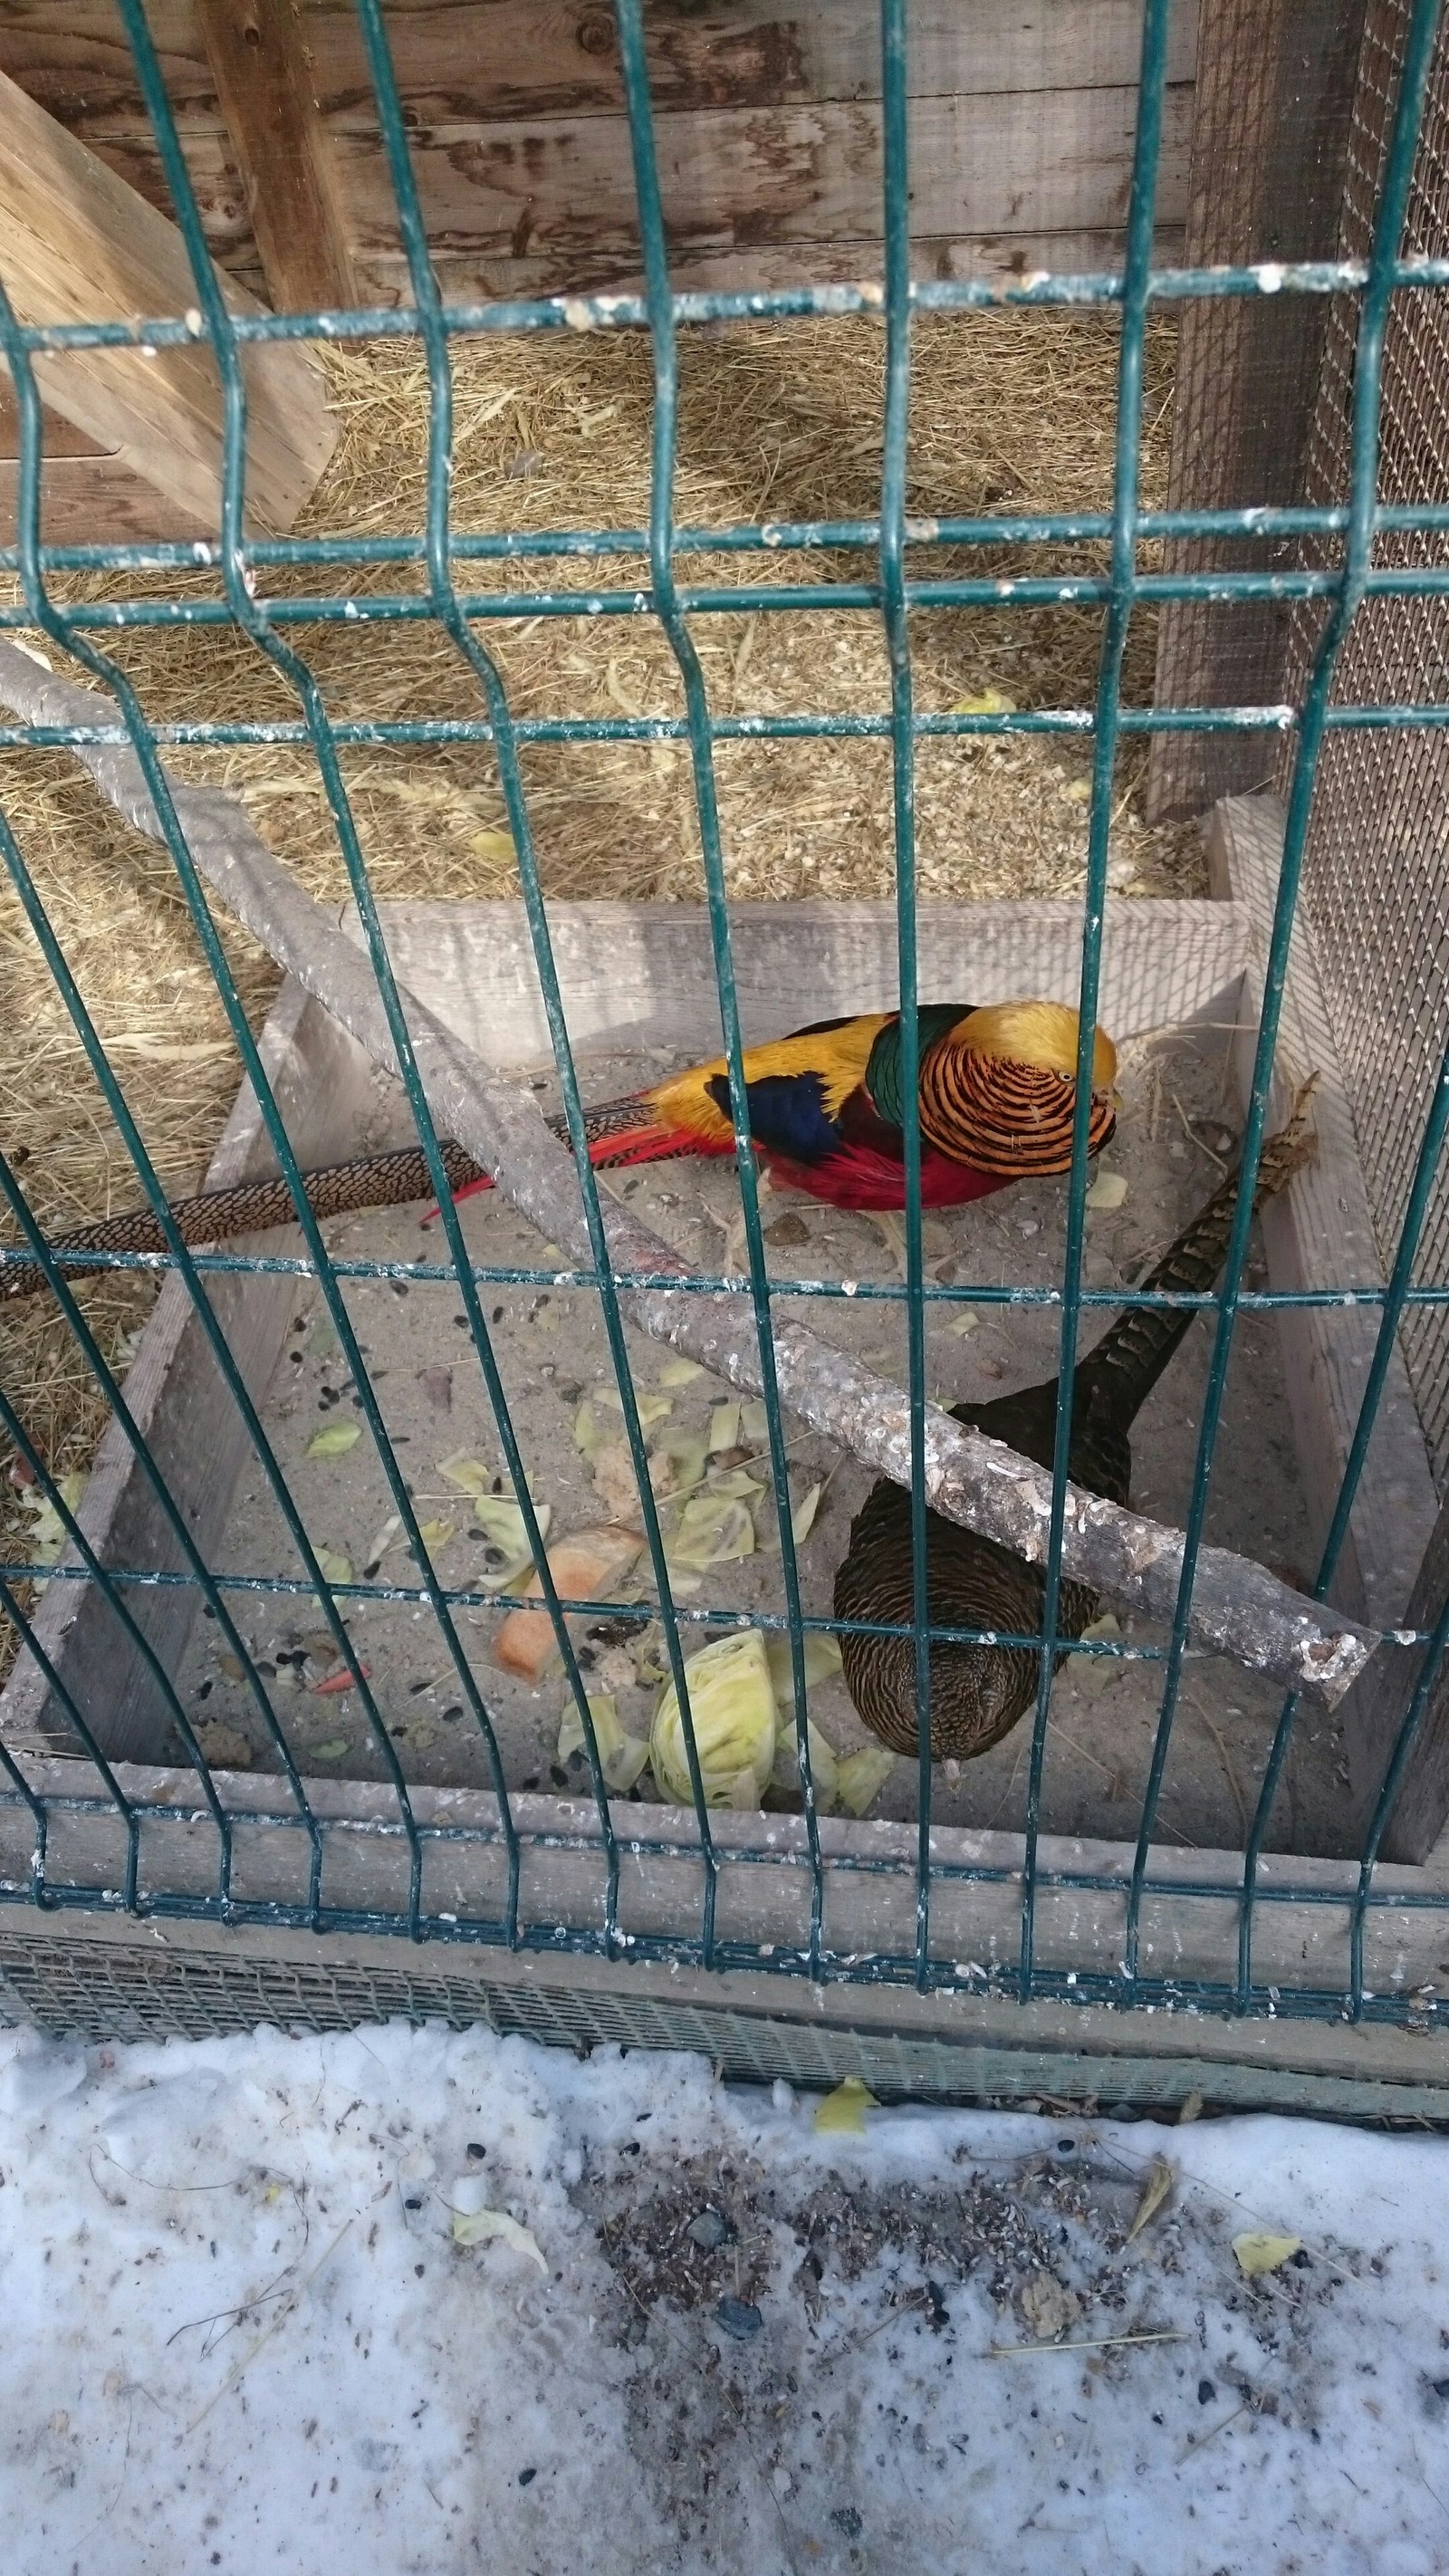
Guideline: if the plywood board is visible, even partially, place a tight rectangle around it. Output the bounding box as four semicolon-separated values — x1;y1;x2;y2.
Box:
1207;793;1439;1629
343;892;1250;1064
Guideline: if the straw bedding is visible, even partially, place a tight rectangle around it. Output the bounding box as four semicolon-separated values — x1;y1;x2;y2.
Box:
0;306;1196;1648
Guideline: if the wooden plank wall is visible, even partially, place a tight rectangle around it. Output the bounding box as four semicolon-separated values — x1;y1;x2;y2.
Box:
0;0;1198;305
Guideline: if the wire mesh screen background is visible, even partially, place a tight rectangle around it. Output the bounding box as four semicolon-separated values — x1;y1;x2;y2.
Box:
3;0;1449;2052
1283;0;1449;1493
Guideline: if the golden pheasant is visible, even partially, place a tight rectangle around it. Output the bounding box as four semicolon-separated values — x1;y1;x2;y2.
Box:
831;1113;1314;1764
1;999;1118;1295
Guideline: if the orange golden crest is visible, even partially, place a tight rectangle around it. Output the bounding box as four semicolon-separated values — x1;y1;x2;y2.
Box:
920;1001;1118;1176
954;999;1118;1093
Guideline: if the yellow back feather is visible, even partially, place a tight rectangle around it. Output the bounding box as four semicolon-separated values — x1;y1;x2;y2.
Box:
645;1012;893;1146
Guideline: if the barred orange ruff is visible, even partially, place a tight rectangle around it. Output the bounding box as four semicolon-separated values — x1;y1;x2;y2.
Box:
919;1049;1118;1177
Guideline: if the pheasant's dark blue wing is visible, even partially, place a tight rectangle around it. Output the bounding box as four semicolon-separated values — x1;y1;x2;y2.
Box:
704;1069;844;1165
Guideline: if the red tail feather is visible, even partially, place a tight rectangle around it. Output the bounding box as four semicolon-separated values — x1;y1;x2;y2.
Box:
590;1121;725;1171
419;1118;719;1225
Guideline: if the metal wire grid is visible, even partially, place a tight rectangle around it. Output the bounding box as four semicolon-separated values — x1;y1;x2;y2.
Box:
1147;0;1366;823
1284;0;1449;1495
0;0;1447;2030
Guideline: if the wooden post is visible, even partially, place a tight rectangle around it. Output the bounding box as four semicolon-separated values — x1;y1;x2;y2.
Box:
0;62;336;533
192;0;356;313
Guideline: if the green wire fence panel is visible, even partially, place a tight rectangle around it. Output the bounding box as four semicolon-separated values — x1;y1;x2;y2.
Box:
1;0;1449;2048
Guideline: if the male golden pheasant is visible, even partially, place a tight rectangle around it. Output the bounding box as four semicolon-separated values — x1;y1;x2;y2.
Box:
2;999;1118;1294
832;1115;1314;1765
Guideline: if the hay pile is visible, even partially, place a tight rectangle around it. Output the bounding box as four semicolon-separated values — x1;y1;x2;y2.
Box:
0;307;1193;1647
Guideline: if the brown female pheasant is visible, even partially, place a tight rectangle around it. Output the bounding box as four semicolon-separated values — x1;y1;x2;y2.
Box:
831;1116;1314;1764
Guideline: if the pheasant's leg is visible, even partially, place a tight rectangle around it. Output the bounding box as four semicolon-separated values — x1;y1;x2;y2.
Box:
722;1169;774;1278
868;1211;908;1280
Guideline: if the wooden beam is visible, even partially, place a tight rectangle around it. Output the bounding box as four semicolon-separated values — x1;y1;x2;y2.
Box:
53;84;1194;304
6;1898;1449;2115
358;227;1191;310
192;0;355;312
98;84;1195;276
0;62;335;533
4;1754;1449;2020
0;0;1201;131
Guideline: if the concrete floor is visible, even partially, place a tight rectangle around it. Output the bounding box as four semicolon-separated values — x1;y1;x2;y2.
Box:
172;1028;1347;1858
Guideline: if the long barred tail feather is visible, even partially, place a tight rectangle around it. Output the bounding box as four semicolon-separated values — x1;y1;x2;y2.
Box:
1076;1094;1319;1429
2;1098;721;1297
1;1140;484;1302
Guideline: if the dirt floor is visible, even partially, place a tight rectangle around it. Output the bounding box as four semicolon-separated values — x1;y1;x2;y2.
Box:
151;1020;1339;1860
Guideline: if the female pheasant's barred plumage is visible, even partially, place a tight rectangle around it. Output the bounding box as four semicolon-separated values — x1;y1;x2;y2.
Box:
2;998;1118;1296
832;1117;1317;1764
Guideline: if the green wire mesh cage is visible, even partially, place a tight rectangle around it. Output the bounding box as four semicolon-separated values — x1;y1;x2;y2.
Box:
3;0;1449;2094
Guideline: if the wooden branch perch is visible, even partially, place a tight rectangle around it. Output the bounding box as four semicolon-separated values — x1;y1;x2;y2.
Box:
0;641;1380;1709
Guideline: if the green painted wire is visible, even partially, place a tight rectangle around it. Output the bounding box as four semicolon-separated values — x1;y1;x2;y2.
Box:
350;0;753;1964
0;1572;133;1908
0;317;409;1922
0;1219;241;1899
1238;1037;1449;2009
1;0;1447;2014
24;494;1449;591
109;0;606;1946
0;834;331;1905
1124;0;1448;1989
16;700;1449;755
1016;0;1175;2004
347;0;654;1955
875;0;936;1987
610;0;826;1972
5;254;1449;370
2;562;1438;638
